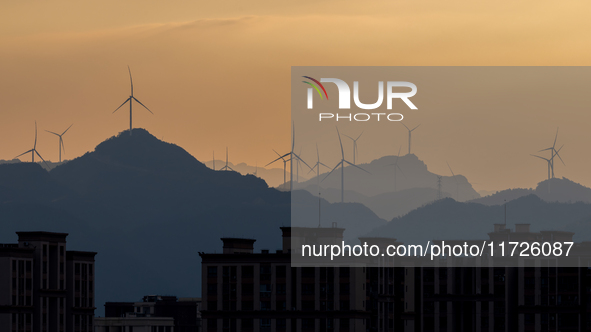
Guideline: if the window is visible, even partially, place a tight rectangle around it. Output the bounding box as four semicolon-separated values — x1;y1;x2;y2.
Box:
339;267;349;277
241;301;253;311
241;319;253;330
208;319;218;331
242;266;254;278
260;301;271;310
208;301;217;311
302;319;315;330
208;266;218;278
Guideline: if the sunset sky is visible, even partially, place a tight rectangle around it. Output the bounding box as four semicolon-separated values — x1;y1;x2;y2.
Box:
2;0;591;192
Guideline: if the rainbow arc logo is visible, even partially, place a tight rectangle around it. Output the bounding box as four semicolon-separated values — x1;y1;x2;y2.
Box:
302;76;328;100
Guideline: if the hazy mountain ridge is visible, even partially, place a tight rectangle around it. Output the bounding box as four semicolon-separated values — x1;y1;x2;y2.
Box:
203;160;303;188
303;185;453;220
469;177;591;206
367;194;591;244
296;154;473;220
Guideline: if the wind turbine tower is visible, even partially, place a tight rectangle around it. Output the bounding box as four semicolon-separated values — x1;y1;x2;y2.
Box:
219;147;235;171
401;123;420;155
308;143;330;193
387;146;405;192
323;127;369;203
15;121;50;169
344;131;363;165
113;66;154;135
45;124;73;163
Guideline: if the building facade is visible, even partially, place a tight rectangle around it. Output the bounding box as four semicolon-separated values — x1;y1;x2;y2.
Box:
200;225;591;332
0;231;96;332
99;295;202;332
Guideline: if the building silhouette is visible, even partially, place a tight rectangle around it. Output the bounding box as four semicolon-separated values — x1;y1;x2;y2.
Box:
97;295;202;332
0;231;96;332
200;225;591;332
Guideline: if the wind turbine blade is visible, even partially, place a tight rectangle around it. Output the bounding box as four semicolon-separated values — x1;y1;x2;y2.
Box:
128;65;133;96
401;122;410;131
531;154;549;161
553;127;559;149
307;163;318;175
344;160;370;174
292;153;313;170
356;131;363;140
15;150;33;159
61;139;66;154
266;155;286;167
555;145;565;165
34;121;37;149
113;98;130;113
397;146;402;158
396;164;406;178
45;130;60;136
273;150;291;160
322;162;342;182
291;122;295;153
319;162;330;169
411;124;421;131
316;143;320;163
538;147;553;152
62;123;73;135
35;150;50;169
446;161;456;177
336;127;344;159
133;97;153;114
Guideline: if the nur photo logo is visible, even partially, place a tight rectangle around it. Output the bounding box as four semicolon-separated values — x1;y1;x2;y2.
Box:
302;76;418;122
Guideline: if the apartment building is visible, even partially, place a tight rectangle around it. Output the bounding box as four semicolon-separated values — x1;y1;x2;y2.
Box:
0;231;96;332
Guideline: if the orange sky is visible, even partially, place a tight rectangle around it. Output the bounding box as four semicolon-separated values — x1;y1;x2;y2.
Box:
2;0;591;191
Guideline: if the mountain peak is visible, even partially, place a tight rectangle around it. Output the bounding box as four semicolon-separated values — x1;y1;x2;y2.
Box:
59;128;209;175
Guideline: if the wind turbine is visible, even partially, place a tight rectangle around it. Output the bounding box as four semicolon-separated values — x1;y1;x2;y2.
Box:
266;149;290;186
266;124;312;190
530;154;552;181
344;131;363;165
323;127;369;203
308;143;331;191
387;146;405;192
446;161;460;201
219;147;235;171
15;121;50;169
113;66;153;135
538;128;565;178
401;123;420;155
45;124;73;163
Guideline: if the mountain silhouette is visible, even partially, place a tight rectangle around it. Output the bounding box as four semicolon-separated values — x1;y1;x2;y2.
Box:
0;128;385;315
366;194;591;244
203;160;303;188
302;186;453;221
469;177;591;206
297;154;479;199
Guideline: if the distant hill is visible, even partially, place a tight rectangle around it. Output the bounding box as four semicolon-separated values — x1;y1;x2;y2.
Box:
303;185;453;220
296;154;479;201
0;128;384;315
366;195;591;244
469;178;591;206
291;190;387;242
1;158;66;171
202;160;306;188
